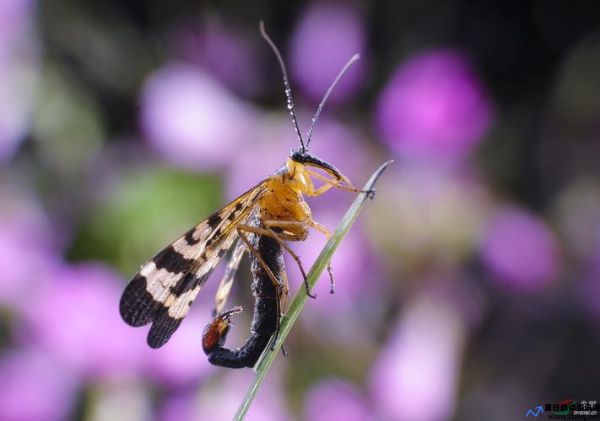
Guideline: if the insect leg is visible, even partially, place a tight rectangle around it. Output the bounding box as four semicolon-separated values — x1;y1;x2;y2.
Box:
270;268;290;351
264;219;337;294
237;226;288;301
238;223;307;301
308;221;336;294
306;168;374;197
213;238;246;316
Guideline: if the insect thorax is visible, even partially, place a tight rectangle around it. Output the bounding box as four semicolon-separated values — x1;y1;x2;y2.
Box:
259;176;311;231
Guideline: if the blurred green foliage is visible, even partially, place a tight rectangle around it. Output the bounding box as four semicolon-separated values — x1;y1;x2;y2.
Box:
69;168;221;274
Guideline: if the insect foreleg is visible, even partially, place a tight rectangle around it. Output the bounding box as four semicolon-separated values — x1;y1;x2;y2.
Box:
305;168;364;195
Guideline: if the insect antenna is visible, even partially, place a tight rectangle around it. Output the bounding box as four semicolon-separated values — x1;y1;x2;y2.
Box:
259;21;306;152
306;54;361;149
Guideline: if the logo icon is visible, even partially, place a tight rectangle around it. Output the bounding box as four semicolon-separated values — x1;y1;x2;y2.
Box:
525;399;598;419
525;405;544;417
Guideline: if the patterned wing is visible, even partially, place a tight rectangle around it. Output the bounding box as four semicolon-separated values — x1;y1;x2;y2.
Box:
119;183;266;348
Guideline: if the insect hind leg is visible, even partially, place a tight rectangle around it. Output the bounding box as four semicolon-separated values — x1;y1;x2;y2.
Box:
237;225;291;303
239;223;313;300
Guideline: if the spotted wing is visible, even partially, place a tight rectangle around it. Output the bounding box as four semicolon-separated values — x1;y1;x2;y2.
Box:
119;183;266;348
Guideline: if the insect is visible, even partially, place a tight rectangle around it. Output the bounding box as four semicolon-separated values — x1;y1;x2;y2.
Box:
119;22;367;368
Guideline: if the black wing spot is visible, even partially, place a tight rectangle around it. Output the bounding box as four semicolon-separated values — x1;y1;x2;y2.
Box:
119;275;163;327
153;245;196;274
207;212;222;229
205;229;221;247
231;202;245;217
184;228;201;245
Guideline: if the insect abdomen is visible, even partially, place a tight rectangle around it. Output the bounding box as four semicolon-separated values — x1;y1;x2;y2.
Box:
249;234;282;334
202;233;284;368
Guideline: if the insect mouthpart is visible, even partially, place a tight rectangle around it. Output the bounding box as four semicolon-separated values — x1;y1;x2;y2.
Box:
290;148;344;181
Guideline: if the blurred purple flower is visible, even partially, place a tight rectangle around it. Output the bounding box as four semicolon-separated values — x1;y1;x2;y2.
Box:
21;263;147;380
0;192;57;308
303;378;372;421
140;64;257;170
0;0;39;163
290;2;366;104
0;349;77;421
225;116;290;200
158;390;198;421
174;23;263;97
0;0;32;42
369;291;465;421
376;49;493;161
480;206;561;291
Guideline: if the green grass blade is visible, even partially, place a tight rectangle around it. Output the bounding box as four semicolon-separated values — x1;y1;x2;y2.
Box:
234;160;393;420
